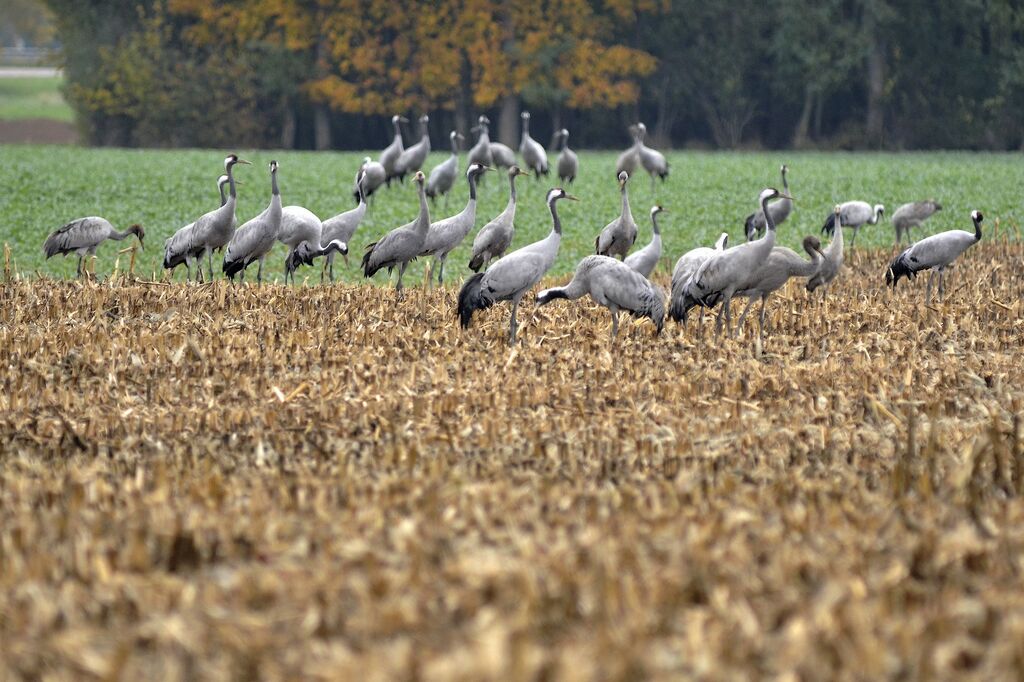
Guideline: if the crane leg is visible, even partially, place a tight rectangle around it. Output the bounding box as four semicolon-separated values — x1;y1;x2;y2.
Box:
508;299;520;346
735;297;757;338
611;310;619;339
257;257;264;284
76;255;83;278
207;249;214;282
925;271;934;304
437;257;445;286
186;258;193;283
396;261;407;295
758;295;768;341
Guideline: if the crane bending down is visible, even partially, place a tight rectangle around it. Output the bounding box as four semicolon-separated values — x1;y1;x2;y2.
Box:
891;200;941;244
733;236;824;340
458;188;577;345
362;171;430;294
806;204;845;294
537;255;665;338
624;205;665;279
744;164;792;240
886;210;982;304
222;160;283;283
43;218;145;278
595;171;636;259
420;163;492;285
668;231;729;326
822;201;884;248
468;165;529;272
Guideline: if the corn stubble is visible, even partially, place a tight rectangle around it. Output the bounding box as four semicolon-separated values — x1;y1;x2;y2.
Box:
1;242;1023;680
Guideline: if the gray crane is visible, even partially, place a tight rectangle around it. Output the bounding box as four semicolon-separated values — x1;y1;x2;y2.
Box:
468;115;494;167
519;111;549;177
821;201;884;248
420;163;492;285
624;205;665;279
43;218;144;278
164;154;249;281
379;114;408;186
892;200;942;244
490;140;517;169
362;171;430;294
668;232;729;324
284;239;348;281
733;236;824;340
355;156;386;202
395;114;431;182
163;173;230;281
744;165;793;240
806;205;845;294
595;171;637;259
458;188;577;345
321;170;368;279
537;255;665;338
469;165;529;272
278;205;327;284
425;130;464;207
677;187;791;334
555;129;578;184
636;122;669;190
886;210;982;304
615;125;641;178
223;160;283;283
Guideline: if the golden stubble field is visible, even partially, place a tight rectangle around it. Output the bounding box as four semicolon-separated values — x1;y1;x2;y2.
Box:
1;242;1023;680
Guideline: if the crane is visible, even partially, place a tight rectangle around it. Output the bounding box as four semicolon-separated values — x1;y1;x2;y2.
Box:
43;218;144;278
891;200;941;244
668;232;729;325
595;171;636;259
163;173;232;280
425;130;464;207
744;165;793;240
469;166;529;272
355;157;386;202
419;163;492;285
555;129;578;185
379;114;408;186
821;201;884;248
468;115;494;167
394;114;431;182
636;122;669;190
519;111;549;177
615;124;641;178
733;236;824;340
222;160;283;283
624;205;665;279
362;171;430;294
320;170;368;280
886;210;983;303
806;204;845;294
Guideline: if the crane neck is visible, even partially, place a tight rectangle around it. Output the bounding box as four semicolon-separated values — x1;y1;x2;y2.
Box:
416;183;429;232
973;217;982;241
271;169;279;197
219;183;227;207
522;116;530;139
620;184;631;216
450;135;458;155
762;195;777;233
392;119;402;139
508;173;518;205
468;171;478;202
651;213;661;236
781;171;789;192
871;207;882;224
227;163;238;199
355;178;366;205
549;198;563;235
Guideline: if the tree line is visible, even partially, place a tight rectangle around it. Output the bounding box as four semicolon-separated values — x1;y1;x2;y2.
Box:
43;0;1024;151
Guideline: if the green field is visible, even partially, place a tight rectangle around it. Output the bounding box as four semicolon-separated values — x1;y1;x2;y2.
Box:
2;145;1021;282
0;77;73;122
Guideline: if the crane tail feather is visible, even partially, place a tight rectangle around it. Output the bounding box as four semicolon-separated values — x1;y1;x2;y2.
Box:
457;273;490;329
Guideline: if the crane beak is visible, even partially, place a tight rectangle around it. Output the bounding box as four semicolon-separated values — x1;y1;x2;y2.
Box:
485;166;496;172
236;159;252;165
780;194;794;201
520;170;531;176
566;194;580;201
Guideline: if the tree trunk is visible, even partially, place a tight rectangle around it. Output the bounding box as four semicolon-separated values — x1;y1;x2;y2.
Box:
864;9;886;147
456;50;471;140
498;94;518;148
281;99;296;150
313;105;331;150
791;85;813;148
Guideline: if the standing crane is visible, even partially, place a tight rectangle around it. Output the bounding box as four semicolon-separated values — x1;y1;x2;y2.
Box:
821;201;884;248
624;205;665;279
615;125;641;178
668;232;729;325
362;171;430;294
886;210;983;303
537;255;665;338
469;166;529;272
468;115;494;167
222;160;283;283
163;173;232;280
595;171;637;259
519;111;549;177
891;200;942;244
320;170;368;279
806;204;845;294
555;129;578;185
395;114;431;182
379;114;408;187
425;131;464;207
43;218;144;278
458;188;577;345
733;236;824;340
744;165;793;240
419;163;492;285
636;122;669;190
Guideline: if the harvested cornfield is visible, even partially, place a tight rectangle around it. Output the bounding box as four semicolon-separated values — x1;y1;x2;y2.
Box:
1;241;1023;680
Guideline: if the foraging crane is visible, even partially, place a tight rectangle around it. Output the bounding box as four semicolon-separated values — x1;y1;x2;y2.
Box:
468;116;494;167
668;232;729;323
222;160;283;283
886;210;982;304
556;129;578;184
744;165;793;240
379;114;408;186
43;218;144;278
677;187;792;334
284;239;348;281
806;204;845;294
419;163;492;285
458;188;577;345
892;200;942;244
624;205;665;279
595;171;637;259
278;205;327;284
733;236;824;339
821;201;884;247
519;111;549;177
425;130;463;207
537;255;665;338
469;165;529;272
355;156;386;201
615;124;641;178
164;154;249;281
321;170;368;280
636;123;669;190
395;114;431;182
362;171;430;293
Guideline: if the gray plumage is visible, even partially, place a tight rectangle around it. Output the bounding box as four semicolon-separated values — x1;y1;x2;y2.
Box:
162;174;226;281
425;131;463;205
595;171;637;259
458;188;577;345
469;166;528;272
624;205;664;279
886;210;982;304
635;122;669;189
892;200;942;244
379;114;407;186
615;125;641;178
395;114;430;181
806;205;845;293
420;163;492;284
668;232;729;323
821;201;885;247
744;164;793;240
468;116;494;167
734;236;824;339
322;170;368;279
361;171;429;293
278;205;325;284
43;217;145;278
490;141;517;169
519;111;549;177
537;255;665;338
556;129;578;184
222;160;283;283
356;156;386;201
285;239;348;280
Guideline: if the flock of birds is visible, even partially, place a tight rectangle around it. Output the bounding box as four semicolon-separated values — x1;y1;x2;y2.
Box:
41;113;984;345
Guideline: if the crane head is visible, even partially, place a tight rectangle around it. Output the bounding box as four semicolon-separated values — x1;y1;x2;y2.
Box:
932;201;942;211
834;204;842;215
617;171;629;188
468;163;493;177
650;205;665;217
521;111;531;120
225;153;251;169
414;171;425;185
780;164;788;175
420;114;429;124
269;160;279;174
874;204;885;216
547;188;578;204
509;165;529;178
971;210;983;223
478;115;490;125
217;174;229;188
130;224;145;250
802;235;824;257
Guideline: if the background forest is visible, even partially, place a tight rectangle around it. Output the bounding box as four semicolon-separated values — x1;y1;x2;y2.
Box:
32;0;1024;150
